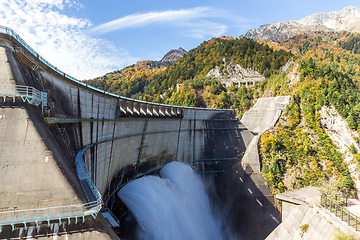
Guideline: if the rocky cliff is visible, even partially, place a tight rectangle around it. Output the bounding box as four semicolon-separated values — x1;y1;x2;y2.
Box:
159;47;187;66
206;58;265;87
242;21;330;41
298;6;360;32
319;105;360;193
242;6;360;41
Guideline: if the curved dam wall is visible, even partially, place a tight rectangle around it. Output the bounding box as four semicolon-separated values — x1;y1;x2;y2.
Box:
42;66;252;199
0;27;254;239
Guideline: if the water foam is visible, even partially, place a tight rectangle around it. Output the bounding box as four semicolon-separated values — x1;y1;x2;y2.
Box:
118;161;224;240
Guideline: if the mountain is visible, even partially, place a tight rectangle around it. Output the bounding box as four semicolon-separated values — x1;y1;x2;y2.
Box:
242;6;360;41
85;47;186;98
242;21;330;41
87;37;291;102
159;47;187;66
298;6;360;32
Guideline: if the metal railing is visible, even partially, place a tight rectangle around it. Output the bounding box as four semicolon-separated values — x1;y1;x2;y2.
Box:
0;84;46;107
0;199;101;231
321;195;360;231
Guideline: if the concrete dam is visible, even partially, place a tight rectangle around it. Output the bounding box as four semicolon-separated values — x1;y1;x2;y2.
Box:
0;26;286;240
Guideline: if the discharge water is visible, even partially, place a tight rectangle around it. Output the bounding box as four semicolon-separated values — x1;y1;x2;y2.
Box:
118;161;225;240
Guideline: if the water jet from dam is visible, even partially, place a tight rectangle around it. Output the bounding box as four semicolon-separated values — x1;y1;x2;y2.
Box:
117;161;226;240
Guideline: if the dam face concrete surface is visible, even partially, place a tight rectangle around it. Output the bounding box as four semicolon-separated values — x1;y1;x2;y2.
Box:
0;27;261;239
217;96;290;240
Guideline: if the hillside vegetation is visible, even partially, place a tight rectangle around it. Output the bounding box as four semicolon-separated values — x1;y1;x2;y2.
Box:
261;32;360;196
87;37;291;116
88;31;360;197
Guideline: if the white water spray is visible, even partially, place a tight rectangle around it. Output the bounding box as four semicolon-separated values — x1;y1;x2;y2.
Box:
118;161;224;240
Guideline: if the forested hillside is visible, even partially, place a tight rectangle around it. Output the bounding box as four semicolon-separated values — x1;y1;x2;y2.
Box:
87;30;360;198
86;60;166;98
260;32;360;197
87;37;292;115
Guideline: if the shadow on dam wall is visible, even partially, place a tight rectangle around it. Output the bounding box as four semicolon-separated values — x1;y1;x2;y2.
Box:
217;160;281;240
103;112;280;240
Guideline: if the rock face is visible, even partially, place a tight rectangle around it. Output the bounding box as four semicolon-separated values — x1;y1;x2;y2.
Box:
319;105;360;193
243;6;360;41
298;6;360;32
206;58;265;87
242;21;330;41
159;47;187;66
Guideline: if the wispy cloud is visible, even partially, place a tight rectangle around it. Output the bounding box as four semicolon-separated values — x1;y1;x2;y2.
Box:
90;7;211;34
183;21;228;39
0;0;136;79
89;7;247;39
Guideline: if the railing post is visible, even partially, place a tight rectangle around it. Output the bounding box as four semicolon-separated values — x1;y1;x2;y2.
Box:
341;207;343;221
330;201;332;213
348;212;350;226
356;217;358;231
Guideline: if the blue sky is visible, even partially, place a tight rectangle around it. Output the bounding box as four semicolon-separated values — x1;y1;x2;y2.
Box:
0;0;359;79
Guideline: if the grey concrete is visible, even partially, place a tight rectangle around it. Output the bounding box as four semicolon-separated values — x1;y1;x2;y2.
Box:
266;187;360;240
240;96;290;174
276;187;320;221
0;44;81;211
241;96;290;134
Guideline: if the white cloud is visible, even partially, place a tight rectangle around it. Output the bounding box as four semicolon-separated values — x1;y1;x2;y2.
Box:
89;7;246;39
89;7;212;34
0;0;136;79
183;21;228;39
